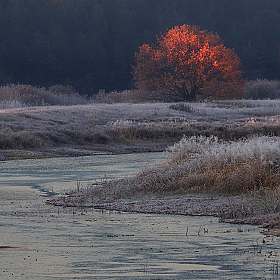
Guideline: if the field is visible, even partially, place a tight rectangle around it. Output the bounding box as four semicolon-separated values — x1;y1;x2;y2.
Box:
1;99;280;159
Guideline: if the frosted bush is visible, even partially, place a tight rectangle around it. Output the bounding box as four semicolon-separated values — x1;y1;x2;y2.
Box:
169;103;195;113
244;79;280;99
168;135;280;166
167;135;221;161
0;84;87;107
107;119;135;127
92;89;164;103
92;89;147;103
247;116;280;128
0;99;27;109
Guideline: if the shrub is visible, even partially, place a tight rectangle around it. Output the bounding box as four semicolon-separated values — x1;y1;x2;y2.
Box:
244;79;280;99
169;102;195;113
91;89;164;103
0;84;87;108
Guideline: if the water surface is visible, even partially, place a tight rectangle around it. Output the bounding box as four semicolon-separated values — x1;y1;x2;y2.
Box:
0;153;279;279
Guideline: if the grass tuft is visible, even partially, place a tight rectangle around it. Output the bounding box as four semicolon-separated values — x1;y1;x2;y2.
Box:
77;136;280;204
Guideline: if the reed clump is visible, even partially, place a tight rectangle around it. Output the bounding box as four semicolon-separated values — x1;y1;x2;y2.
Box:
84;135;280;200
166;135;280;194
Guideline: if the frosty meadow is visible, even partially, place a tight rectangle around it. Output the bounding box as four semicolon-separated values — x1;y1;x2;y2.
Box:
0;84;280;228
6;96;273;230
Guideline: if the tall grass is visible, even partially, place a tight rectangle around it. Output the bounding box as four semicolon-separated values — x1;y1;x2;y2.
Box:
82;136;280;201
167;135;280;193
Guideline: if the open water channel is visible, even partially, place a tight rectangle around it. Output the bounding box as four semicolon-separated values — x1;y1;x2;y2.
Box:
0;152;280;279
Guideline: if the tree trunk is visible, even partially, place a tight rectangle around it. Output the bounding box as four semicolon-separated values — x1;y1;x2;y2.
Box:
188;89;197;101
182;87;197;101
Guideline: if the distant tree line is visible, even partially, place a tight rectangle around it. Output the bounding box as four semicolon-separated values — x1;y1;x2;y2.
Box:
0;0;280;95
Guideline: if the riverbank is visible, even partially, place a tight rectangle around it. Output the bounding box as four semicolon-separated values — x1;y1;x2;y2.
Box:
0;143;165;161
47;191;280;231
47;134;280;232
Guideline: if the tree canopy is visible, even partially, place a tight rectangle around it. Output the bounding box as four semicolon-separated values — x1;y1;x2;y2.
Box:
0;0;279;95
133;25;245;101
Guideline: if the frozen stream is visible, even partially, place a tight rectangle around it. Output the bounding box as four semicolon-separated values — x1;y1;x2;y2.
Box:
0;152;280;279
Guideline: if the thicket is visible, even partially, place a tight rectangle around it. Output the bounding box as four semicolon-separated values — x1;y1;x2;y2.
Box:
2;80;280;109
81;136;280;201
0;0;280;94
244;79;280;100
0;84;87;108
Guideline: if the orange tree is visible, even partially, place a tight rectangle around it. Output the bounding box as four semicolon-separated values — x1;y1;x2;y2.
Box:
133;25;245;101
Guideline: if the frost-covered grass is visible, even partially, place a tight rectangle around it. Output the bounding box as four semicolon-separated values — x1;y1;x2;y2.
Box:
0;99;280;153
38;100;280;225
166;135;280;194
60;135;280;226
82;135;280;198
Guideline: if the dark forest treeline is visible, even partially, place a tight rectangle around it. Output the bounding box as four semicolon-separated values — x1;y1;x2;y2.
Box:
1;0;280;95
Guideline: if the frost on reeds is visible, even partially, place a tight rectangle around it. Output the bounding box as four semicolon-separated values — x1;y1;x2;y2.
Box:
83;135;280;202
167;135;280;193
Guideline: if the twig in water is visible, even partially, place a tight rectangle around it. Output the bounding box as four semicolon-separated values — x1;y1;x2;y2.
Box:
273;260;279;274
144;257;149;274
198;226;208;235
76;181;81;192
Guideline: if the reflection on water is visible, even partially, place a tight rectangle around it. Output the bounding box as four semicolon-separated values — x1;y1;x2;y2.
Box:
0;153;280;279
